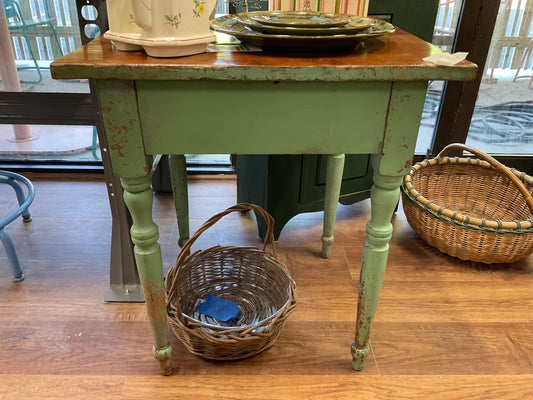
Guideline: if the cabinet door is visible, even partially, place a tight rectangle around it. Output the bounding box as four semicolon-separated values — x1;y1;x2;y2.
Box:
299;154;373;205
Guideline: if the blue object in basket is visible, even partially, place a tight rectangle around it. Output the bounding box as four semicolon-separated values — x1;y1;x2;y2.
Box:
198;294;241;322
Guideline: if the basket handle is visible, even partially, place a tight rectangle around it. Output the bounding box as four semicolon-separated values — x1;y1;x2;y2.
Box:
166;203;277;313
437;143;533;215
174;203;277;270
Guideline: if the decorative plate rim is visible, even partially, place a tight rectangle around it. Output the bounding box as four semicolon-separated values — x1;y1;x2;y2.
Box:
237;12;372;35
210;14;395;41
249;11;352;28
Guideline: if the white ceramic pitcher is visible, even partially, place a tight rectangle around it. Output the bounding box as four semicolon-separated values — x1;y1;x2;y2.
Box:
105;0;143;51
130;0;218;57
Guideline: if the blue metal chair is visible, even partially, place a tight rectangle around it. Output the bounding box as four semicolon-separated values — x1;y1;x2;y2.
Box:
2;0;64;84
1;171;35;282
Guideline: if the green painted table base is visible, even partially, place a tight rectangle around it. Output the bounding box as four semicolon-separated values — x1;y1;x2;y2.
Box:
168;154;190;248
321;154;346;258
51;34;476;375
104;78;428;375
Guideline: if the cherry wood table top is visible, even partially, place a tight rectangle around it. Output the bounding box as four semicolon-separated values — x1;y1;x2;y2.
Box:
51;31;477;82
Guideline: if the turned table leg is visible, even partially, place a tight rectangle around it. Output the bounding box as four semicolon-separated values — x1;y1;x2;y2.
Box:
96;79;174;375
351;169;402;369
168;154;190;248
121;175;172;375
322;154;345;258
351;81;428;370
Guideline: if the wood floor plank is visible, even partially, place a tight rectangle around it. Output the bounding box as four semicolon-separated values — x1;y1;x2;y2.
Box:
0;319;376;376
168;321;379;376
372;280;533;323
1;375;532;400
371;322;533;375
1;176;532;399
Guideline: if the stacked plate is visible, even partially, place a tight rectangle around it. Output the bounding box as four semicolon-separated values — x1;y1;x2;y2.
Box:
210;11;395;51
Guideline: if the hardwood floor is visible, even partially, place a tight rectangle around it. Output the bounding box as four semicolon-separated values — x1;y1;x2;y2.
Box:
1;175;532;399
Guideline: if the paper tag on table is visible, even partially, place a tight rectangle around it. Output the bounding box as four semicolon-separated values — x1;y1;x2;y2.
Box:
208;32;262;52
423;52;468;66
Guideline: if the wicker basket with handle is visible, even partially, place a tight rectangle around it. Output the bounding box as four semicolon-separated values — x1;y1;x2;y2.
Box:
165;203;296;360
401;143;533;264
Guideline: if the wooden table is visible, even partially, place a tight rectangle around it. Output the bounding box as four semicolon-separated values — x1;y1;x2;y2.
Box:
51;32;476;375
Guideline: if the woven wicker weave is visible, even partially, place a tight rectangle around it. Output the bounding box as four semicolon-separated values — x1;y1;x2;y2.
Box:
165;203;296;360
401;143;533;264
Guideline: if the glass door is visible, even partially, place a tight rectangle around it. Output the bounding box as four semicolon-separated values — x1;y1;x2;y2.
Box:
416;0;464;155
1;0;101;165
465;0;532;155
424;0;532;173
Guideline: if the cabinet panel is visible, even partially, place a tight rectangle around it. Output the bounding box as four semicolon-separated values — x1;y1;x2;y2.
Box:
299;154;372;204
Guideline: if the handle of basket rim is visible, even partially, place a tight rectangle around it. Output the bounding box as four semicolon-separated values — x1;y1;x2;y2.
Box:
167;204;276;315
174;203;277;269
438;143;533;214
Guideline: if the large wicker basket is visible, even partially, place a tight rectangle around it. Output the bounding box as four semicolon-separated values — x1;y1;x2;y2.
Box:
401;143;533;264
165;203;296;361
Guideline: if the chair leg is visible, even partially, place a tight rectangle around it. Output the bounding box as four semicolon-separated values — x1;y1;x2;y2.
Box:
3;178;32;222
91;126;100;160
512;50;528;82
513;40;533;89
48;22;64;57
484;43;502;89
513;47;531;81
0;229;25;282
20;31;43;84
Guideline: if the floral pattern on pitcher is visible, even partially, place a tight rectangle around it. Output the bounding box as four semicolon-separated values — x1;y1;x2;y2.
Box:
165;13;182;29
193;0;206;17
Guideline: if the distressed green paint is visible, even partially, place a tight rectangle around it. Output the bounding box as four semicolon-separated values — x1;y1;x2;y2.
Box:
52;63;477;83
92;77;443;374
351;342;370;370
101;77;431;373
96;79;149;178
351;81;430;369
352;163;403;370
153;344;172;376
350;82;428;368
121;175;172;375
378;81;429;177
169;154;190;247
321;154;345;258
51;35;478;84
137;80;390;155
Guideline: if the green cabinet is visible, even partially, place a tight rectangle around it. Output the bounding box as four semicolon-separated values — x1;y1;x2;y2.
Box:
367;0;440;42
236;0;439;240
237;154;374;240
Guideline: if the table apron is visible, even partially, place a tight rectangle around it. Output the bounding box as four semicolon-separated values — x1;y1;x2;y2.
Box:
135;80;394;155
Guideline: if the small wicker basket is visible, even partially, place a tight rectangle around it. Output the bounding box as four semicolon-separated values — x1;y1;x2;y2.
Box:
401;143;533;264
165;203;296;361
